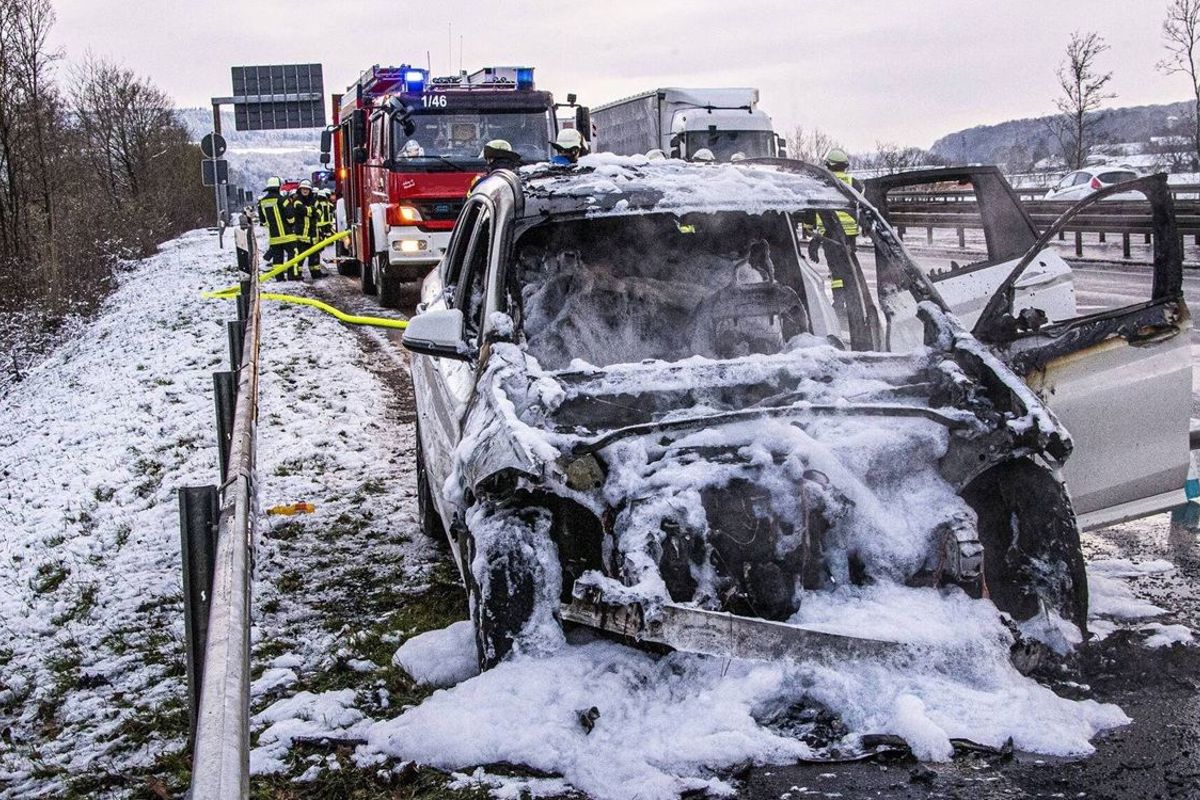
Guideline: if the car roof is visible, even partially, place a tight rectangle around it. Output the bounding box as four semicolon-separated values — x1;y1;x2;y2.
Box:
502;154;856;220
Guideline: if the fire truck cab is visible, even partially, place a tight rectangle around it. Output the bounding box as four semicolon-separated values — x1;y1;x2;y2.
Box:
328;65;573;307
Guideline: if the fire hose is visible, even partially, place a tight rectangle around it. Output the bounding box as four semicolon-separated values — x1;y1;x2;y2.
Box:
203;229;408;330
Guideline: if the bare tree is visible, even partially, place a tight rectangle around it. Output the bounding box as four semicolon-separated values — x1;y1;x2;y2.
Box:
786;125;839;164
1159;0;1200;169
856;141;937;175
1050;31;1116;170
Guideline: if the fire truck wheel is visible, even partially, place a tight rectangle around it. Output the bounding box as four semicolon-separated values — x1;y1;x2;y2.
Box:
378;256;403;309
336;239;359;277
360;251;378;295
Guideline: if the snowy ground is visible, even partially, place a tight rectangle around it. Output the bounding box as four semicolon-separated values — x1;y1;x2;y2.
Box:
1;230;1198;800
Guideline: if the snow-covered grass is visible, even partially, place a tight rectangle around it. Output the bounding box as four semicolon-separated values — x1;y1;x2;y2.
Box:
0;231;229;796
0;229;461;798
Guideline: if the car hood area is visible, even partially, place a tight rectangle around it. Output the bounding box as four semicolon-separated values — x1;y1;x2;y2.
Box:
452;305;1072;620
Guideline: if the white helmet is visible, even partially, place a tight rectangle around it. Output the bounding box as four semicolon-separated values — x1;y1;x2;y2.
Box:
730;152;746;162
553;127;586;152
403;139;424;157
299;179;312;190
691;148;715;163
645;148;666;161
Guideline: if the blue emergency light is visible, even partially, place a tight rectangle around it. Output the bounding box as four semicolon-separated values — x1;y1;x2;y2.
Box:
516;68;534;90
404;69;426;92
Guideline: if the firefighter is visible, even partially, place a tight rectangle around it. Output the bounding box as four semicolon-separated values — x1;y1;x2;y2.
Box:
281;186;301;275
823;148;865;250
483;139;521;173
292;179;322;279
805;148;865;316
470;140;522;192
314;189;335;275
550;128;586;166
257;176;295;281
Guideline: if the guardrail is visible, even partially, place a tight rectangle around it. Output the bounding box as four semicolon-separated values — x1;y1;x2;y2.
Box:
178;212;260;799
883;187;1200;260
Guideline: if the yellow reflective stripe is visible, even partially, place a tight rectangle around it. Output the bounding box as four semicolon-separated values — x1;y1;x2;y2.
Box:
830;279;845;289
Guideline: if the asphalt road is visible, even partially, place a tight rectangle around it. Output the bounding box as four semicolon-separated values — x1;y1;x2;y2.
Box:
315;254;1200;800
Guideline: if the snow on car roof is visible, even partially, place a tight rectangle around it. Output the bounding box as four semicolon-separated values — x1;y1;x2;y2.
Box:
519;153;855;218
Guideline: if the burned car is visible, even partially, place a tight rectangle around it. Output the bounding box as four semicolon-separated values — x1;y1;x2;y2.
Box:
402;156;1188;668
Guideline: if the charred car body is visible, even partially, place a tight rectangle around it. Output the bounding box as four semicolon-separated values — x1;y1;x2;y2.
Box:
402;156;1190;668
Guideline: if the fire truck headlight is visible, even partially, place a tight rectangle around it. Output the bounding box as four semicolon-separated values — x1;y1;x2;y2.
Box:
395;239;427;253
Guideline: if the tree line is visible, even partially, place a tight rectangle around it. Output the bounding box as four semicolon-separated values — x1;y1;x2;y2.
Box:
789;0;1200;175
0;0;210;319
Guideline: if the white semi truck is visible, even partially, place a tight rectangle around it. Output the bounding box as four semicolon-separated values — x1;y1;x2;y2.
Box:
591;87;786;161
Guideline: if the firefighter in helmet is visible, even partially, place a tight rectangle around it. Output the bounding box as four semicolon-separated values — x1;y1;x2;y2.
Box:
470;140;522;192
257;176;295;280
315;188;335;247
292;179;322;279
550;128;587;166
822;148;865;250
803;148;865;316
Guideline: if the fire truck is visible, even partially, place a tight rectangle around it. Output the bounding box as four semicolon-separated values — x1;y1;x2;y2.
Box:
323;65;586;307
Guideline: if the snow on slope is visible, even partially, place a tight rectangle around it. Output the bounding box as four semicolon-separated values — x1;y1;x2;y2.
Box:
0;231;229;795
0;228;436;797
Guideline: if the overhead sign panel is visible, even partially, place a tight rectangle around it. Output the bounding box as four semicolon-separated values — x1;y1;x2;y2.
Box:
230;64;324;131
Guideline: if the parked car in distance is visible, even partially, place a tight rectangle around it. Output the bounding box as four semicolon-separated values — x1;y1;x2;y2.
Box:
1043;167;1140;201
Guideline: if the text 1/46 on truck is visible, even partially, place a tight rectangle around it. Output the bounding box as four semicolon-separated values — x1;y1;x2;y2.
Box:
323;65;587;308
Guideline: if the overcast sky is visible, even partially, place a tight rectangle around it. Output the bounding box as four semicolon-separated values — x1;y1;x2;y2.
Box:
52;0;1187;150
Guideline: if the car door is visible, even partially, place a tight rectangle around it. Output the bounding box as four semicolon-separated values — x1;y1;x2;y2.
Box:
972;174;1192;529
412;198;494;520
864;167;1077;350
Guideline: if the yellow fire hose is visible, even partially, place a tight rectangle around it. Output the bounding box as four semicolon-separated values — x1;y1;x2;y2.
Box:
203;229;408;330
260;293;408;329
203;229;351;299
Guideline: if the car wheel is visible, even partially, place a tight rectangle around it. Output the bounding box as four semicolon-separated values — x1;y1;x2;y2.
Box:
415;425;445;542
378;254;403;309
962;458;1088;635
466;502;557;670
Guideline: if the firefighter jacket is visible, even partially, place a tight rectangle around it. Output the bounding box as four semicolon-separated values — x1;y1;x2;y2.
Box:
291;194;317;244
830;171;863;237
315;198;334;234
257;190;295;245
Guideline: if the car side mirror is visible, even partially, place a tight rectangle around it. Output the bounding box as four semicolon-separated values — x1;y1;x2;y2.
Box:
402;308;473;361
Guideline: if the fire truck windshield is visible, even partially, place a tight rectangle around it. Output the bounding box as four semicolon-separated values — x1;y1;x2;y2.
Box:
391;110;550;166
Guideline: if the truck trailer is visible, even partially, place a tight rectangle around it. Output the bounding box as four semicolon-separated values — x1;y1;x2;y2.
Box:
591;87;785;162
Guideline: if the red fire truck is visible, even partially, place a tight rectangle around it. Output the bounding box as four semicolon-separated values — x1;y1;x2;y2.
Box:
324;65;586;307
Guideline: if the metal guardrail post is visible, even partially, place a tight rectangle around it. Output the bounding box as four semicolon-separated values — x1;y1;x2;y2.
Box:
179;484;219;742
213;372;236;479
236;280;250;327
227;320;245;375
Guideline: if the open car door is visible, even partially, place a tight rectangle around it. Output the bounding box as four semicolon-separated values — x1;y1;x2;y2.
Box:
970;174;1192;530
864;167;1078;330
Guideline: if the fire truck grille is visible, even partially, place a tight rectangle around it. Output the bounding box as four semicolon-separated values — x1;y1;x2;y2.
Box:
413;200;464;222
